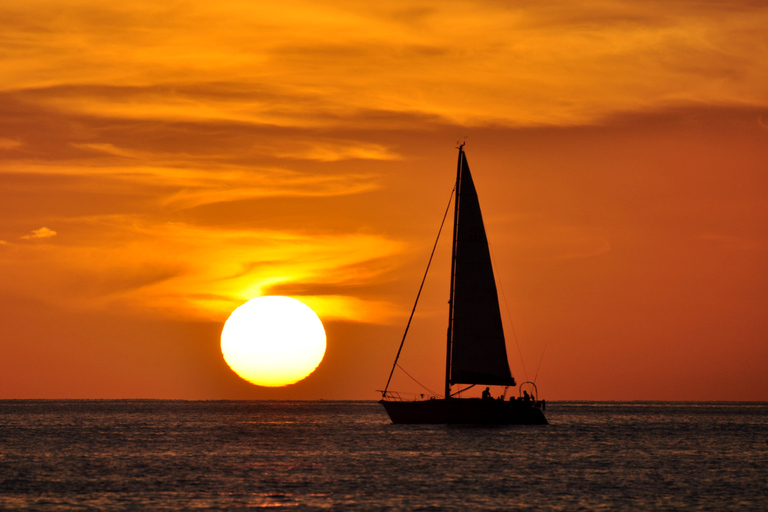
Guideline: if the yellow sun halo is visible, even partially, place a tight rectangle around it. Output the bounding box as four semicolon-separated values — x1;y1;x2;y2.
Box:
220;296;326;387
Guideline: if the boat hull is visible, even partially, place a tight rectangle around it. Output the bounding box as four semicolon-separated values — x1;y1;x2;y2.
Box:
380;398;547;425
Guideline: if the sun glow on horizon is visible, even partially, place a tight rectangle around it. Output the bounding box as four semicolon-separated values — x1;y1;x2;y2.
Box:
220;296;327;387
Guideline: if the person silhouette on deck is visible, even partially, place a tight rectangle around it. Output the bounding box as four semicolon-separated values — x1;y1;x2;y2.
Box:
482;387;492;400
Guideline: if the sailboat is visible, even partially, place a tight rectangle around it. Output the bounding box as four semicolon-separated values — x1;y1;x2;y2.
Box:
380;143;547;425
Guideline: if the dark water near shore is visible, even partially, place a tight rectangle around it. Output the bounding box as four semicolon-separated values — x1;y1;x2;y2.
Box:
0;400;765;510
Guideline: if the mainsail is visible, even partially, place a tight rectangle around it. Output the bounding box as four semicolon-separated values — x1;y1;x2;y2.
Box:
448;149;516;387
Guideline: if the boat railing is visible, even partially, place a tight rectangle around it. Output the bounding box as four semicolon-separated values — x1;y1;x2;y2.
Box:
518;381;540;401
378;390;437;401
517;381;546;410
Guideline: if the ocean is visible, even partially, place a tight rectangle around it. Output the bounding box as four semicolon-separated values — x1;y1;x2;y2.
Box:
0;400;765;510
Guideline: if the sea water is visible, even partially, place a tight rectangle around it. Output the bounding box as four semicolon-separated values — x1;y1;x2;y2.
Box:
0;401;765;511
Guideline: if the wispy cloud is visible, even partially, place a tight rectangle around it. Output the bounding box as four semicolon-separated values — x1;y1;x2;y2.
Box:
0;216;403;323
2;1;767;128
264;139;402;162
0;154;380;210
20;227;57;240
0;138;21;150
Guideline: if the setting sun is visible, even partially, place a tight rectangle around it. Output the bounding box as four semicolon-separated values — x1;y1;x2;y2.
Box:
220;296;327;387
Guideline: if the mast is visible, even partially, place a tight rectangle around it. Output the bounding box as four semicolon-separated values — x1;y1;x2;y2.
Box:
445;142;464;399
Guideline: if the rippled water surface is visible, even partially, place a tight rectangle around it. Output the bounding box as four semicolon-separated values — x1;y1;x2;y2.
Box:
0;401;765;510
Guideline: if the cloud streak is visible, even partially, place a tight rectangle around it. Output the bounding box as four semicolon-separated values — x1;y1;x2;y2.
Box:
0;216;404;323
20;227;57;240
1;1;767;128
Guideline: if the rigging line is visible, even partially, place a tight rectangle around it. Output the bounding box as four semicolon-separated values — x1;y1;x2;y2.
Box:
382;186;456;396
396;363;440;397
533;341;548;384
450;384;476;397
488;243;529;382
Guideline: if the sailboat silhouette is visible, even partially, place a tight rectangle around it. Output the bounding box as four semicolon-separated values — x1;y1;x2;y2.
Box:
380;144;547;424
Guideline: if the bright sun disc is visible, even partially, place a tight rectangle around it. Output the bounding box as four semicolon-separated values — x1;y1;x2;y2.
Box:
220;296;326;387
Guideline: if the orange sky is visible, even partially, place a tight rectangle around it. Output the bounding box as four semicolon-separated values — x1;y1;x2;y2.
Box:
1;0;767;400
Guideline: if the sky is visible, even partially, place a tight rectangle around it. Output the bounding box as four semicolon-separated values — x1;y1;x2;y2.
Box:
1;0;767;400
